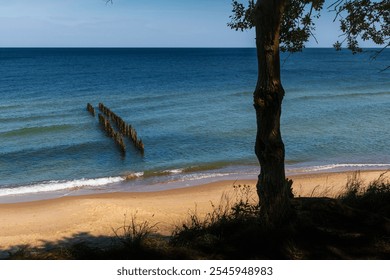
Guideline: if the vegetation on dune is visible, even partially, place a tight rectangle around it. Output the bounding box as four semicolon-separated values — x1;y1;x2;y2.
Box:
4;172;390;260
339;171;390;217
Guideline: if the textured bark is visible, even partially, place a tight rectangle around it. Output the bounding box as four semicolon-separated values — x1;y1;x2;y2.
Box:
253;0;292;226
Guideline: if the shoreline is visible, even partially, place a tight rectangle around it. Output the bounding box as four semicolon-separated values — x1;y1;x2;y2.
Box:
1;163;390;204
0;169;388;255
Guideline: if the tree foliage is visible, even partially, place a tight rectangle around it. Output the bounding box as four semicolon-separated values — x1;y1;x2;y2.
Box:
331;0;389;53
228;0;389;53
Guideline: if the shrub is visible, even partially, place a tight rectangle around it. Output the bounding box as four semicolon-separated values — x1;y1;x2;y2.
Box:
170;184;268;258
339;171;390;217
112;212;158;250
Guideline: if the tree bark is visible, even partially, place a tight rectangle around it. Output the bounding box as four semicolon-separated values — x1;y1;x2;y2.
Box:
253;0;292;226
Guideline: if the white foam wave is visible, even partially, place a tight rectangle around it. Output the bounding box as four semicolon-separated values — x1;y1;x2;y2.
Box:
0;176;125;197
163;169;184;174
124;172;144;180
180;172;230;181
291;163;390;173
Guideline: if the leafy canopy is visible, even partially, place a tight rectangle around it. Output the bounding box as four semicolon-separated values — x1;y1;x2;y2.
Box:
228;0;389;53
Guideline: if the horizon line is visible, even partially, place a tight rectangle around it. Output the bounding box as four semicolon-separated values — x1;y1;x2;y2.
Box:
0;46;386;50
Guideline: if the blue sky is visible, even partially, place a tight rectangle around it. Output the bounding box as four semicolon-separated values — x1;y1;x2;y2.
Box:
0;0;374;47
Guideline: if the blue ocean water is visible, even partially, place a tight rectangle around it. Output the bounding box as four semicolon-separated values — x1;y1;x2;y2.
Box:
0;48;389;201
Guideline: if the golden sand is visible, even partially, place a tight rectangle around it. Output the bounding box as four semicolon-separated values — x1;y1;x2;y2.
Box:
0;170;387;252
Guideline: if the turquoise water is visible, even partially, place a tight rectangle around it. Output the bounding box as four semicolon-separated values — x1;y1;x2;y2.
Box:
0;48;389;201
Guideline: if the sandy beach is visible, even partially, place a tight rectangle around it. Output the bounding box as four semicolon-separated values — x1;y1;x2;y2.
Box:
0;169;388;255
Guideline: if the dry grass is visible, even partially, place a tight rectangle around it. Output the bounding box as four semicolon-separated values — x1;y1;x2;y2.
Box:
112;211;158;249
339;171;390;217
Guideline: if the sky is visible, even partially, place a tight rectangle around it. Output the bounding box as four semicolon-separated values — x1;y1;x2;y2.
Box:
0;0;376;48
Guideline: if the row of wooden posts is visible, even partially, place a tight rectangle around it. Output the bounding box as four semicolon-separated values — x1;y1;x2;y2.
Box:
98;113;126;154
86;102;144;155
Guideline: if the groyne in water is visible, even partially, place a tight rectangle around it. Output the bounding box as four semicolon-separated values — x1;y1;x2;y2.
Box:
86;103;144;156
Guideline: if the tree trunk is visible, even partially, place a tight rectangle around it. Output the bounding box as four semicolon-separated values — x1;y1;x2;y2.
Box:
253;0;292;226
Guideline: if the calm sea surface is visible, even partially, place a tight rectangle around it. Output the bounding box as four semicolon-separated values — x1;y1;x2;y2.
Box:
0;48;389;201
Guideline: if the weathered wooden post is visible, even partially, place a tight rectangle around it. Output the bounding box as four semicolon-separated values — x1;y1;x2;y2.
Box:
86;103;95;116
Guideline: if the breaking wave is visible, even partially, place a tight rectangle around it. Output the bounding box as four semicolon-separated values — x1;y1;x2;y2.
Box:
0;176;125;197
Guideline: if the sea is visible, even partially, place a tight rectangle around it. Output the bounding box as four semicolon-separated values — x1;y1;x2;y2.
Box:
0;48;389;202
